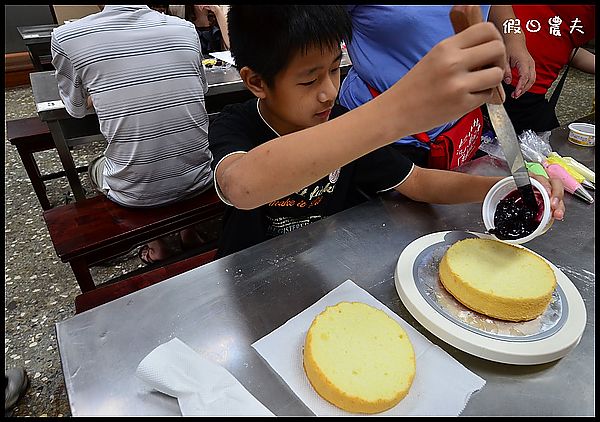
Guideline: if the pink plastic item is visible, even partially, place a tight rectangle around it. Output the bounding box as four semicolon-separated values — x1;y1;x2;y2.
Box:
543;162;580;194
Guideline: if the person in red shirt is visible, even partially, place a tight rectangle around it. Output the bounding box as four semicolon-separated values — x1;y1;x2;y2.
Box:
502;5;595;134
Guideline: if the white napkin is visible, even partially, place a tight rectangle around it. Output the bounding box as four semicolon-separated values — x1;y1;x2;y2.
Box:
209;50;236;65
252;279;485;416
136;338;273;416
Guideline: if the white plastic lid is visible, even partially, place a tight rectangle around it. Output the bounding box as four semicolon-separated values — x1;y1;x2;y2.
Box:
568;122;595;136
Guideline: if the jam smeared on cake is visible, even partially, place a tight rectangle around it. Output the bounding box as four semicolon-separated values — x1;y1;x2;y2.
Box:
489;188;544;240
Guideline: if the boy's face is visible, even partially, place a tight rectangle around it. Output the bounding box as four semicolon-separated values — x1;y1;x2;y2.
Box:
261;45;343;136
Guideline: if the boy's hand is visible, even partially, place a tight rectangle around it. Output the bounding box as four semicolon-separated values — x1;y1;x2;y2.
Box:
393;22;507;136
197;5;225;17
530;173;565;221
203;5;225;15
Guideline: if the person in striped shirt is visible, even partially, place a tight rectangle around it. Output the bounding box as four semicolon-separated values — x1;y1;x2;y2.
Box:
51;5;213;264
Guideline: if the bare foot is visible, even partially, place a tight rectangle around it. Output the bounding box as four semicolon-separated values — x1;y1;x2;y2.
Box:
139;238;170;264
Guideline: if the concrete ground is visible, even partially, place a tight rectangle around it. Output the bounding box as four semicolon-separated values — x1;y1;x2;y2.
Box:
4;67;595;416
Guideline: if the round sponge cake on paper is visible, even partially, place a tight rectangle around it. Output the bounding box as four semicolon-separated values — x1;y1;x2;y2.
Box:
439;238;556;322
303;302;415;414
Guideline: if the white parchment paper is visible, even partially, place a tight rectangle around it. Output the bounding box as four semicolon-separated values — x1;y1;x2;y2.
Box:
252;279;485;416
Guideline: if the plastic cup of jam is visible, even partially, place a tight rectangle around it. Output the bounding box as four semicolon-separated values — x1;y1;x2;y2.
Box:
482;176;553;244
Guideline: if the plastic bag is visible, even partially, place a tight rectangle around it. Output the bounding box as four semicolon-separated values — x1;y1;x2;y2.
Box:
519;130;552;162
478;129;553;164
478;131;505;160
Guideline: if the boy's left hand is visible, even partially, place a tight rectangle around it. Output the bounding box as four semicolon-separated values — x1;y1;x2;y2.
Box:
530;173;565;221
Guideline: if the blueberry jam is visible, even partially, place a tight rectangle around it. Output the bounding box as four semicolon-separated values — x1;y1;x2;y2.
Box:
489;188;544;240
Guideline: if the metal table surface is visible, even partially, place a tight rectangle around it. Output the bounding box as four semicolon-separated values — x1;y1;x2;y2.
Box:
30;51;352;121
55;117;595;416
17;24;57;43
17;24;58;72
31;67;249;121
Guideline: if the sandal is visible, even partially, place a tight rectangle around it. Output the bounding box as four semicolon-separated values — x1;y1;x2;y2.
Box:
5;367;29;416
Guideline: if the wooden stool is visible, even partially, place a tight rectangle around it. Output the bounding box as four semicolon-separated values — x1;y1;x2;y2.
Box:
7;117;87;210
43;189;225;292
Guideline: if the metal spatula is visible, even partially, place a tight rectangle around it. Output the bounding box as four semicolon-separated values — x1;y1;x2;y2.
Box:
450;5;538;210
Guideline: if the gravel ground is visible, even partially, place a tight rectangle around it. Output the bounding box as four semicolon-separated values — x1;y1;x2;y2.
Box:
4;67;595;417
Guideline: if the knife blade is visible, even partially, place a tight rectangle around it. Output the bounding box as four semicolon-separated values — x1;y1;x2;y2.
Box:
449;5;537;210
486;103;538;209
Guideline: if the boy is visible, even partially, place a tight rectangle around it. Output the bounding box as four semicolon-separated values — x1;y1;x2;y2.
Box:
209;5;565;257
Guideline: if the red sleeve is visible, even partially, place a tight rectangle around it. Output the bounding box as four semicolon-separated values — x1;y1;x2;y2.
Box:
510;5;595;94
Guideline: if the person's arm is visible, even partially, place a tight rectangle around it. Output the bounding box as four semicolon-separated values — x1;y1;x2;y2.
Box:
393;167;565;220
396;167;501;204
217;23;507;210
204;5;230;50
488;5;536;99
50;33;88;118
571;48;595;74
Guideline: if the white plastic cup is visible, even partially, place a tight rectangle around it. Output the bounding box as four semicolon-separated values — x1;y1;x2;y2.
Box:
482;176;552;244
567;123;595;147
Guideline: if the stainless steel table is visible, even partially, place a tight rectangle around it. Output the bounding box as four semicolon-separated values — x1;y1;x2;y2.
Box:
30;52;353;202
17;24;57;71
55;118;595;416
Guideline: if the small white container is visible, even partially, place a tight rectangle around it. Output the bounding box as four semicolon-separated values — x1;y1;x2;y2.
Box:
482;176;552;244
567;123;595;147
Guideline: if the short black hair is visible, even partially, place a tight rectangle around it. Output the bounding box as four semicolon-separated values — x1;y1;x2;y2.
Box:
228;5;352;87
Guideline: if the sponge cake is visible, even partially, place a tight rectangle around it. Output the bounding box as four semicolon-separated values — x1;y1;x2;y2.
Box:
303;302;415;413
439;238;556;322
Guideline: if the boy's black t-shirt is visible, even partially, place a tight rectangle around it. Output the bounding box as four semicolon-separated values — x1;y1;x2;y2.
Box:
208;99;414;257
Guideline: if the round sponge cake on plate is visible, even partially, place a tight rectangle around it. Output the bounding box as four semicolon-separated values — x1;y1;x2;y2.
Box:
439;238;556;322
303;302;415;414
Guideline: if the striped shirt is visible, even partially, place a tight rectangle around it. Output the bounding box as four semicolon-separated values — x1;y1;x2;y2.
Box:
51;5;213;207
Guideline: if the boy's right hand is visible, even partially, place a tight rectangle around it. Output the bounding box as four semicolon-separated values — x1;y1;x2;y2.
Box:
390;22;506;136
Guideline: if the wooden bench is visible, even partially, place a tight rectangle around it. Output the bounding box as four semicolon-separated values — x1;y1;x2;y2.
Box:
74;248;218;314
6;117;87;210
43;189;226;293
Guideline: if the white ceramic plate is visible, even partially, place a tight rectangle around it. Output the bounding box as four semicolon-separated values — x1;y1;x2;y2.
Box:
394;231;586;365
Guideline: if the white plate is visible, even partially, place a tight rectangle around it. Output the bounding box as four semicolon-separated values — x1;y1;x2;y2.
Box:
394;231;587;365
